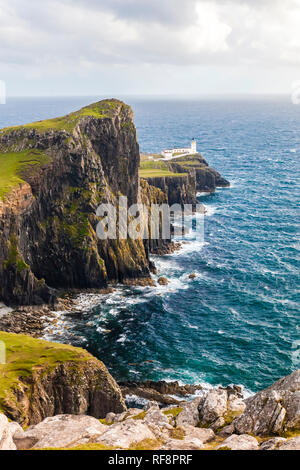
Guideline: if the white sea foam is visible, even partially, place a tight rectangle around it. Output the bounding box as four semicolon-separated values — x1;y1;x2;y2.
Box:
204;205;217;217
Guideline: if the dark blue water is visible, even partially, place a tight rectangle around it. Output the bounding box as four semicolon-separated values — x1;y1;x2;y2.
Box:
1;96;299;392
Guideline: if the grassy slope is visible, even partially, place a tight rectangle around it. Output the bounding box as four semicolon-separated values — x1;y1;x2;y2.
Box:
139;159;188;178
0;100;123;135
0;100;127;201
0;331;98;415
0;149;50;200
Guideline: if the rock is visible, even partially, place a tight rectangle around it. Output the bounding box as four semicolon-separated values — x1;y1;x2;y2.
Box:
143;401;159;411
158;277;169;286
161;438;204;450
120;379;202;406
198;389;228;426
96;419;156;449
259;437;287;450
177;398;202;427
211;417;226;431
227;396;246;414
20;414;107;449
218;423;235;437
182;424;215;444
216;434;259;451
278;436;300;450
105;412;116;424
188;273;197;279
113;409;143;423
0;413;17;450
142;408;172;439
234;370;300;436
144;408;170;428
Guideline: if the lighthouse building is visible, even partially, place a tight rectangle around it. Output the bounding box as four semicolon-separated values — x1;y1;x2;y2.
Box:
161;139;197;159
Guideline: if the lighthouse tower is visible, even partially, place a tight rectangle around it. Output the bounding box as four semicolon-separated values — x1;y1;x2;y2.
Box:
191;138;197;154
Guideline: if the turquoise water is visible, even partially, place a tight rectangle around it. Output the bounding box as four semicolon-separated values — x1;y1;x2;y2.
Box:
0;96;299;392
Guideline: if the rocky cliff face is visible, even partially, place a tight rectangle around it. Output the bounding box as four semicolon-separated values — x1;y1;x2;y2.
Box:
0;331;126;426
0;100;150;306
140;154;229;209
1;369;299;451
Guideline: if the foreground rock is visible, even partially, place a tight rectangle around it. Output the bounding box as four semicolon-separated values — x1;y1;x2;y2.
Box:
0;413;23;450
96;419;156;449
0;332;126;426
233;370;300;436
216;434;259;451
16;415;107;449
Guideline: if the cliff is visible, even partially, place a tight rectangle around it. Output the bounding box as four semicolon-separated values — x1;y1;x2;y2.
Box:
1;368;299;450
0;100;150;306
0;331;126;426
139;153;229;208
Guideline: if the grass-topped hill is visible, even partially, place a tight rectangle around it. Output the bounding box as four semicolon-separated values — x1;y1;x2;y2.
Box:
0;99;129;135
0;149;50;200
0;331;125;425
0;331;95;412
0;99;132;201
139;159;188;179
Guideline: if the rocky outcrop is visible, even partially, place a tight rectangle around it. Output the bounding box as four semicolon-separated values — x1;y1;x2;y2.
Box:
216;434;259;451
0;331;126;426
232;369;300;436
14;414;108;450
1;371;300;451
141;154;230;209
145;173;197;206
119;380;203;406
0;413;23;450
0;100;151;306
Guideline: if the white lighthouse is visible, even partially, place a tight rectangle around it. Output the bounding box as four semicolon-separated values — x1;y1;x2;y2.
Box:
191;138;197;154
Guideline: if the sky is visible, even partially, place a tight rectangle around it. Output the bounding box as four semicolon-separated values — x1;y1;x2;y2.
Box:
0;0;300;96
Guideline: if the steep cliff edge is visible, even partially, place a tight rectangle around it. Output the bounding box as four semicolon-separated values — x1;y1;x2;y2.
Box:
140;153;230;205
0;100;150;306
0;331;126;426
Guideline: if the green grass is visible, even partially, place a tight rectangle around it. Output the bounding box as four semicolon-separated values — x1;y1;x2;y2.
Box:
0;332;100;421
0;149;50;200
0;100;126;135
139;160;187;178
163;407;183;418
34;443;116;451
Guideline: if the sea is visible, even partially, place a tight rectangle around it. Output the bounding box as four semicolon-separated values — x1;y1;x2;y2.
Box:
0;95;299;394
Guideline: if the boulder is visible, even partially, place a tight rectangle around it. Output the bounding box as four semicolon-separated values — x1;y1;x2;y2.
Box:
113;408;143;423
20;414;107;449
0;414;17;450
198;389;228;426
105;412;116;424
259;437;287;450
158;277;169;286
278;436;300;450
177;398;202;427
227;396;246;414
96;419;156;449
182;424;215;444
161;438;204;450
234;370;300;436
216;434;259;451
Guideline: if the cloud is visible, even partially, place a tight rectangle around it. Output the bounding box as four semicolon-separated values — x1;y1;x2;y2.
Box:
0;0;299;94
